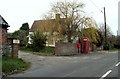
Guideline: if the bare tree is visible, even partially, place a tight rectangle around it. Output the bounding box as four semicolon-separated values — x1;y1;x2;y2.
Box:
46;1;85;42
43;1;100;43
98;23;116;49
98;23;112;38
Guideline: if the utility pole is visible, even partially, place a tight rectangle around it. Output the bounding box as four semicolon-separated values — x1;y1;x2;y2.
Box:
103;7;108;50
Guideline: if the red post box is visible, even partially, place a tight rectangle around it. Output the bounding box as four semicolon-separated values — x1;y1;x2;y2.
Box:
76;43;80;53
81;37;90;54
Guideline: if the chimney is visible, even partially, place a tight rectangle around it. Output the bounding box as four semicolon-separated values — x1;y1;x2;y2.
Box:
56;14;60;21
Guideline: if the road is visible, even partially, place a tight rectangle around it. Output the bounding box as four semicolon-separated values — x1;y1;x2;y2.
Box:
9;51;119;78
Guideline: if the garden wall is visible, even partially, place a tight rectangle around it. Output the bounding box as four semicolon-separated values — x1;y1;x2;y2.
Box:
55;42;78;56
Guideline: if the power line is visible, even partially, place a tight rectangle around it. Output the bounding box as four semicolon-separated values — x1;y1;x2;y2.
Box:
89;0;103;13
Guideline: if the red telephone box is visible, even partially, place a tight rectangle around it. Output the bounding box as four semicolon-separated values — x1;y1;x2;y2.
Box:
81;38;90;54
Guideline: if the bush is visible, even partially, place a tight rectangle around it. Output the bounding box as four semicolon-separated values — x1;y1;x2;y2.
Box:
30;31;46;52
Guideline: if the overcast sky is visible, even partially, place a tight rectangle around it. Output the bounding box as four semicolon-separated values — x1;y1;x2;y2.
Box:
0;0;119;35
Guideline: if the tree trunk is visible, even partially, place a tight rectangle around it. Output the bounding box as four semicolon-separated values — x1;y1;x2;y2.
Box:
68;33;72;43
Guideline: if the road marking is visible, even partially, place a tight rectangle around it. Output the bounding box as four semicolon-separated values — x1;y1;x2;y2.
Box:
115;62;120;66
99;70;112;79
63;71;77;77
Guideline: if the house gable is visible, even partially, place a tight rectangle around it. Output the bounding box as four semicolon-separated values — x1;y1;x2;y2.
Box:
0;15;10;28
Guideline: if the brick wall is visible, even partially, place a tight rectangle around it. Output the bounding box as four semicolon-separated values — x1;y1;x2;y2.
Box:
0;27;2;45
55;42;78;56
0;27;9;55
0;27;7;45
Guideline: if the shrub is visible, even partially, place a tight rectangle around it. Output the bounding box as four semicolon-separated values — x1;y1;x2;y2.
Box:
30;31;46;52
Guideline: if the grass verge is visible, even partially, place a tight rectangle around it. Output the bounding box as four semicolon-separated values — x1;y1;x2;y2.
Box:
2;56;30;75
96;48;119;53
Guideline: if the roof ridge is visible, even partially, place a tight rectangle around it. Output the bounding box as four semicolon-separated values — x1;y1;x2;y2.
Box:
34;18;56;22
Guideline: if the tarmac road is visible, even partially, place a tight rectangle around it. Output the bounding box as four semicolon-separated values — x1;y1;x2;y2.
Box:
9;51;119;78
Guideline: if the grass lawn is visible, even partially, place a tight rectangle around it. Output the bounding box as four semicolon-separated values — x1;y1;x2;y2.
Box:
20;46;55;56
2;56;30;75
